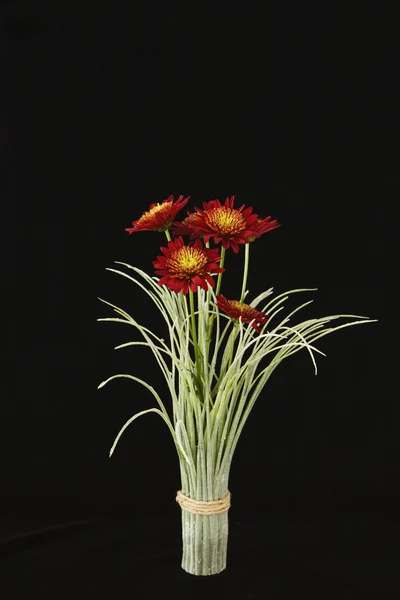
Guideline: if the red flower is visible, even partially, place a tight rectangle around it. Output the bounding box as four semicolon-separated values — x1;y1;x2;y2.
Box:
125;194;189;234
248;216;280;241
216;294;268;332
171;211;203;238
190;196;259;253
153;236;225;295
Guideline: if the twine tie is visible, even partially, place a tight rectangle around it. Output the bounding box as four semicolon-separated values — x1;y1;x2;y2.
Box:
176;490;231;515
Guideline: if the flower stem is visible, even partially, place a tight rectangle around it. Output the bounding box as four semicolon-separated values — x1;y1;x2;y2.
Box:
207;246;226;343
240;243;250;303
189;290;199;365
165;229;172;241
227;323;238;371
215;246;226;298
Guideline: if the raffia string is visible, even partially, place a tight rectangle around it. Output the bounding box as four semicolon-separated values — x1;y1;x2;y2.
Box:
176;490;231;515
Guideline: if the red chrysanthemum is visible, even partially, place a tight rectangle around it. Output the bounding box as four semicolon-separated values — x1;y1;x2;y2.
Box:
153;236;225;295
216;294;268;332
190;196;259;253
125;194;189;234
248;216;280;241
170;211;203;238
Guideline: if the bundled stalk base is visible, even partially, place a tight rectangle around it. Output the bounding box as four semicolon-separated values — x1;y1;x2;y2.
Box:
180;508;229;576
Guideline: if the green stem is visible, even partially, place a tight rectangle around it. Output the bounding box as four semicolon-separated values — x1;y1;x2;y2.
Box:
165;229;172;241
207;246;226;343
226;323;238;371
189;290;200;366
240;243;250;303
215;246;226;298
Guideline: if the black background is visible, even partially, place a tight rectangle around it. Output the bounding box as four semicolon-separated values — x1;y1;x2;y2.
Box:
2;1;398;598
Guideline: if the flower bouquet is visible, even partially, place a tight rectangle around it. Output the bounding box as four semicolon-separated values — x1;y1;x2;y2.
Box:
98;194;374;576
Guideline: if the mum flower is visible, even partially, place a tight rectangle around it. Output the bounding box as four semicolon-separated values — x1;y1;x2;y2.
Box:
216;294;269;332
190;196;259;253
171;211;203;238
125;194;189;234
248;216;280;242
153;236;225;295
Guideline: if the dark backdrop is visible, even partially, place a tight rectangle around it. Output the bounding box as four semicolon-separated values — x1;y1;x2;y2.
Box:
2;2;397;598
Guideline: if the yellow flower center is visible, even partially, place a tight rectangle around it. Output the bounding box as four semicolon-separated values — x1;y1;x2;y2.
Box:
229;300;251;313
140;201;172;221
205;207;247;236
183;214;200;225
167;246;208;278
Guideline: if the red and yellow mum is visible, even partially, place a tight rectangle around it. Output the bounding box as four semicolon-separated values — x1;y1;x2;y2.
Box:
248;216;280;241
216;294;268;332
125;194;189;234
190;196;259;253
153;236;225;295
171;211;203;238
